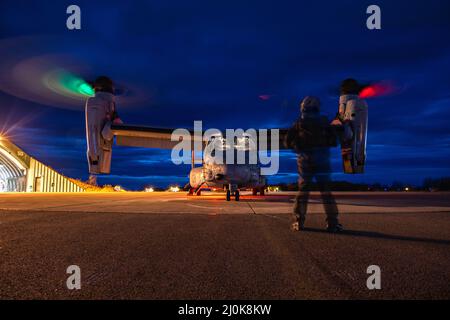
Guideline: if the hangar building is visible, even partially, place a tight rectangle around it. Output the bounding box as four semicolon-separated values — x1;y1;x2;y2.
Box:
0;137;85;192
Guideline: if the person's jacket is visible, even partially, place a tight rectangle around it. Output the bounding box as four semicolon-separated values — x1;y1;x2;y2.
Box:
284;113;337;153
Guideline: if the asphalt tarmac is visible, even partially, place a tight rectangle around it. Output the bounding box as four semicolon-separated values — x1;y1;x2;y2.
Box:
0;191;449;299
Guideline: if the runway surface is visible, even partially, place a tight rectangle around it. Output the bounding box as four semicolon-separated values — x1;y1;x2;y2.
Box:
0;191;449;299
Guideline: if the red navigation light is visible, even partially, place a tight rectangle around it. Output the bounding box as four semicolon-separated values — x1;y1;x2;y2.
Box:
258;94;272;101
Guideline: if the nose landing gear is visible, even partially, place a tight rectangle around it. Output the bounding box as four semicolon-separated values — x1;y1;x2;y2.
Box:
226;184;240;201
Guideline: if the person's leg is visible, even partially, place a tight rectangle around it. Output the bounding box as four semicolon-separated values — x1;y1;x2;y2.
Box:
316;173;340;229
292;172;311;230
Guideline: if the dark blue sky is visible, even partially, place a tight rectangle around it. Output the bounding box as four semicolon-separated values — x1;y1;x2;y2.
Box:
0;0;449;189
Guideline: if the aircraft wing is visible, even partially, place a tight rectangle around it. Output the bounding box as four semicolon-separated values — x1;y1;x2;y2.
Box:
111;124;290;150
111;124;197;149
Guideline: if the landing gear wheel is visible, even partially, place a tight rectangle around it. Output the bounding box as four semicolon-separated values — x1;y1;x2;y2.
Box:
226;190;231;201
260;188;265;196
252;188;258;196
235;190;240;201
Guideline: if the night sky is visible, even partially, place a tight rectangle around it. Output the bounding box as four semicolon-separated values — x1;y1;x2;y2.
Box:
0;0;449;190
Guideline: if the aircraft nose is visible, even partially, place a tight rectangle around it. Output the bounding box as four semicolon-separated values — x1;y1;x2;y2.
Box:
215;174;225;180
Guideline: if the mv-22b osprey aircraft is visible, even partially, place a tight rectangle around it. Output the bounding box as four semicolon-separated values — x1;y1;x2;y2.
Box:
85;77;368;201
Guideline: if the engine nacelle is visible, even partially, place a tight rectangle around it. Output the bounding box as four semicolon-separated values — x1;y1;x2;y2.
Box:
338;94;368;174
85;92;116;174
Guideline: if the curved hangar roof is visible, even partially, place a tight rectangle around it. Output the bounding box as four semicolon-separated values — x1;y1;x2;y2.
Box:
0;137;84;192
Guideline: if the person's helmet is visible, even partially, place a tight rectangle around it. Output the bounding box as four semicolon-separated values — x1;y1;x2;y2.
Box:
340;78;361;95
300;96;320;114
93;76;114;94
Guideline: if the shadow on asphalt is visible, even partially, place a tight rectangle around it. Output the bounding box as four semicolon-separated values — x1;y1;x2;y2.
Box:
303;227;450;246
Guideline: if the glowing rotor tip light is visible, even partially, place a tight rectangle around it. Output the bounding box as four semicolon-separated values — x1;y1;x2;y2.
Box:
57;71;95;97
359;81;397;99
169;186;180;192
359;86;376;99
78;82;95;96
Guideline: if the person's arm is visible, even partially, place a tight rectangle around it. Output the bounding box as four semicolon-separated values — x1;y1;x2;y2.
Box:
284;119;302;150
322;117;338;147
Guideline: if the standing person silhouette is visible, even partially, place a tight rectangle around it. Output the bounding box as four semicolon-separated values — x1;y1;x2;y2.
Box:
285;96;342;233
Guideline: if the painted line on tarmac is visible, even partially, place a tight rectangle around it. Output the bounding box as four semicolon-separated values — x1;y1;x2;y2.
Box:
186;203;225;210
245;201;257;214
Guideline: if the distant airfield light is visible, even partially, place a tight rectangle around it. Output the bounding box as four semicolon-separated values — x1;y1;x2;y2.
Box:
405;187;410;191
169;186;180;192
145;187;154;192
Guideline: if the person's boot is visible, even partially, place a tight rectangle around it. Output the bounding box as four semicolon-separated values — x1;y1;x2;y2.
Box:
291;219;305;231
326;223;344;233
